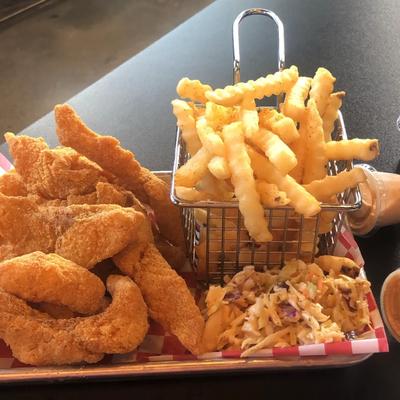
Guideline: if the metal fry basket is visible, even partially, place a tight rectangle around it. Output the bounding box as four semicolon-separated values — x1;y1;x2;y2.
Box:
171;9;362;284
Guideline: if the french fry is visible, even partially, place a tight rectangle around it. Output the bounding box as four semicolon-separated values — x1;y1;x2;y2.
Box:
255;180;289;207
259;108;299;144
205;102;237;131
196;117;225;156
222;122;272;242
205;66;299;107
240;99;259;138
315;255;360;278
322;91;345;141
309;67;336;116
289;121;307;183
303;168;366;201
247;146;321;217
208;156;231;180
175;147;212;187
175;186;211;201
189;102;205;118
247;128;297;175
302;99;327;184
176;77;212;103
282;76;312;122
197;173;234;201
325;139;380;161
171;99;202;155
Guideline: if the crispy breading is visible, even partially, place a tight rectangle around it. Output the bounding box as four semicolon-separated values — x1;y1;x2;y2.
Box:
0;288;49;319
0;195;143;267
0;170;27;196
5;133;109;199
0;252;106;314
0;275;148;366
54;104;185;248
32;303;76;319
30;182;134;207
113;243;204;354
54;105;143;197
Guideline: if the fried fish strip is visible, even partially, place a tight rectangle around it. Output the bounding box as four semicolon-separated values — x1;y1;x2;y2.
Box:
5;133;108;199
113;243;204;355
55;104;185;249
0;195;143;267
0;275;148;366
0;288;49;318
0;170;27;196
0;252;105;314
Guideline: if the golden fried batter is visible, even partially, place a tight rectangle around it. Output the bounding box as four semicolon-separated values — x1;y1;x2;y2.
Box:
0;170;27;196
114;243;204;355
5;133;109;199
0;195;143;267
54;104;185;249
0;252;105;314
0;289;49;319
0;275;148;366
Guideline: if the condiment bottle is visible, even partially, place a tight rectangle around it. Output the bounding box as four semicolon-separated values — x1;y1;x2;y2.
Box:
347;164;400;236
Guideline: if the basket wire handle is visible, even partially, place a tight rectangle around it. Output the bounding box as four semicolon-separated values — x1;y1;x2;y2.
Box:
232;8;285;85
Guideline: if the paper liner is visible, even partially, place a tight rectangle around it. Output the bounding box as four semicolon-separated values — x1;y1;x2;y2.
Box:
0;159;388;368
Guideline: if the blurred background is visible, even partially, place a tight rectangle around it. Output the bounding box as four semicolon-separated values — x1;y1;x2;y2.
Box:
0;0;212;136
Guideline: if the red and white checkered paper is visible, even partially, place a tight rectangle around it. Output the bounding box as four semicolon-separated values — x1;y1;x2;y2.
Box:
0;156;388;368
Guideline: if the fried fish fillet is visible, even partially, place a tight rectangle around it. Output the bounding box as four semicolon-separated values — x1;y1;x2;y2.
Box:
5;132;109;199
0;195;143;267
113;243;204;355
54;104;185;249
31;181;135;208
0;170;27;196
0;252;106;314
0;288;49;319
0;275;148;366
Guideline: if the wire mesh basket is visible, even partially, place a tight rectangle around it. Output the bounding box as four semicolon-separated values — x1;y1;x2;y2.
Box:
170;9;362;284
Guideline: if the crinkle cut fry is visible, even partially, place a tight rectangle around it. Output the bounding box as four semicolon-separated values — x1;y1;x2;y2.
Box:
247;146;321;217
0;275;148;366
223;122;272;242
0;252;106;314
303;168;366;201
302;99;327;184
176;77;212;103
325;139;380;161
54;104;185;249
113;243;204;355
205;66;299;106
171;99;202;156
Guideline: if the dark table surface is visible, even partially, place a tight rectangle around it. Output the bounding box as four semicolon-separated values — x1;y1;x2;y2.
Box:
3;0;400;398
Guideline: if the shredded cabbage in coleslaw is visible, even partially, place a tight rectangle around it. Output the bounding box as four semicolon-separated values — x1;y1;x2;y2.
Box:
202;258;371;356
